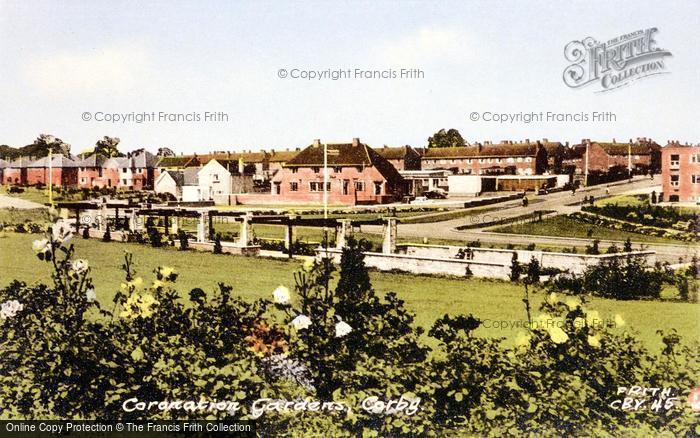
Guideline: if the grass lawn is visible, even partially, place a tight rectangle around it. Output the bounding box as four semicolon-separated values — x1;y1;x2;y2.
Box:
492;215;682;245
1;233;697;351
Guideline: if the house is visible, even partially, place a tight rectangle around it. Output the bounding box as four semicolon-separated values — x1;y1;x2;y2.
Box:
195;158;256;203
661;142;700;202
270;138;404;205
156;154;202;173
202;151;268;178
0;159;7;184
267;149;300;177
104;150;159;190
400;170;451;196
421;140;548;176
3;157;29;185
26;154;79;186
564;138;661;175
77;154;108;188
154;168;199;200
540;139;567;173
376;145;422;171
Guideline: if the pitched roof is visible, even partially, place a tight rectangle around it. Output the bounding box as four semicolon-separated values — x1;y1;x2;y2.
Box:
423;141;541;159
0;159;7;168
27;154;80;168
162;168;199;187
267;150;299;162
157;155;201;168
201;151;268;164
285;141;403;183
130;150;158;167
573;140;659;156
376;145;415;160
75;154;108;168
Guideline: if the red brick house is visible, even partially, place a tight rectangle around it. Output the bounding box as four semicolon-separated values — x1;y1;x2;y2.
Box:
661;142;700;202
3;157;29;185
77;154;108;188
564;138;661;175
541;139;567;173
421;140;548;175
26;154;79;186
270;138;404;205
376;145;422;171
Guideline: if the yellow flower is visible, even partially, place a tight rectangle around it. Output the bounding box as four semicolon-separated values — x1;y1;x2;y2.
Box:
132;277;143;287
533;313;552;330
547;326;569;344
514;331;532;349
587;335;601;348
565;297;581;310
614;314;626;327
302;259;314;272
546;292;559;305
152;280;165;290
573;317;586;330
585;310;602;328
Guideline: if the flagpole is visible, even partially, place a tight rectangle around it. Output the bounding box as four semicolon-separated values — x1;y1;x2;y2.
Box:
323;142;328;252
48;147;53;207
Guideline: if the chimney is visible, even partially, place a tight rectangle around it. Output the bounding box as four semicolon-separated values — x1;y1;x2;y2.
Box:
612;138;616;143
313;139;321;147
352;137;360;147
565;141;570;147
295;147;301;151
525;138;530;144
543;138;548;143
476;142;483;153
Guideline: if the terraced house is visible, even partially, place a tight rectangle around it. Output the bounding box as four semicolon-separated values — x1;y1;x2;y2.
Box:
564;138;661;174
375;145;422;171
661;142;700;202
421;140;548;175
270;138;404;205
26;154;79;186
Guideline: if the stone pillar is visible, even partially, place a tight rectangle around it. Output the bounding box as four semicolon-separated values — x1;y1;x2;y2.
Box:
238;213;251;246
336;219;351;249
99;203;107;232
197;211;209;242
382;218;397;254
284;221;294;256
128;210;138;232
171;216;179;235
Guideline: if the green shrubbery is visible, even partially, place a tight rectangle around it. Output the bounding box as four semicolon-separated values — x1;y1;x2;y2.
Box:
0;233;698;435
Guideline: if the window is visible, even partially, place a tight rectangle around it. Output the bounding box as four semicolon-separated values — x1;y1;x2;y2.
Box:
291;168;298;173
309;182;331;192
213;174;219;181
692;175;700;184
313;167;320;173
354;181;365;192
122;168;127;173
670;175;680;187
374;182;382;195
334;166;342;173
517;157;523;163
525;157;532;163
692;154;700;163
274;182;281;194
670;154;680;167
122;179;127;185
342;180;350;195
290;182;299;191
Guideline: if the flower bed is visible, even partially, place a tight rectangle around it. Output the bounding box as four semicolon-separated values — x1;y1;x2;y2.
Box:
569;212;697;243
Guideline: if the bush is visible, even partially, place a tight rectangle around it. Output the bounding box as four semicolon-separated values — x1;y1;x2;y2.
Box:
509;253;522;282
213;233;223;254
177;229;189;251
0;231;698;435
102;225;111;242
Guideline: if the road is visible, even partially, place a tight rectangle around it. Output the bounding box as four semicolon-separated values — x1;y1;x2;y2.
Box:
360;176;697;263
0;194;46;209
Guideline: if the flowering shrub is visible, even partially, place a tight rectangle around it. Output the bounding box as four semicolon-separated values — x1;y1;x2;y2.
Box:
570;212;697;243
0;233;697;435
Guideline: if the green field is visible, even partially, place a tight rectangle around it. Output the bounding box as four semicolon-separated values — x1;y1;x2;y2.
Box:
492;215;682;245
1;233;697;351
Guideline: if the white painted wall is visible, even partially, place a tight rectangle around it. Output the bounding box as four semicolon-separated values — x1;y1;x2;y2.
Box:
197;160;232;200
154;172;179;198
448;175;482;195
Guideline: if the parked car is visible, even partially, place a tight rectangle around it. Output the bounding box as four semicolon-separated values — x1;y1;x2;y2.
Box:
424;190;448;199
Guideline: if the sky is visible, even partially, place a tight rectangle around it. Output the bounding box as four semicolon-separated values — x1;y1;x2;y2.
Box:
0;0;698;154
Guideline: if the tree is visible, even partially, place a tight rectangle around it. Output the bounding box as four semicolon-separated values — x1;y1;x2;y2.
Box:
509;253;522;282
34;134;71;156
94;136;122;158
428;128;465;148
525;256;540;284
157;147;175;157
213;233;223;254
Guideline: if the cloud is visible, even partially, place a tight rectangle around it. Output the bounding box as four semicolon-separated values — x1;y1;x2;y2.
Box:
372;27;471;66
22;44;151;96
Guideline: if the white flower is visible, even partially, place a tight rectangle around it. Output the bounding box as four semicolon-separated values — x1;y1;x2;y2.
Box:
335;320;352;338
0;300;24;319
71;259;89;273
302;259;314;272
272;285;290;304
85;289;97;302
52;225;72;244
32;238;50;253
291;314;312;330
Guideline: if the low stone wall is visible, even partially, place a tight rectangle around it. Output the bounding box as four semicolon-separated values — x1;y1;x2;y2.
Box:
397;244;656;275
317;248;511;279
190;241;260;256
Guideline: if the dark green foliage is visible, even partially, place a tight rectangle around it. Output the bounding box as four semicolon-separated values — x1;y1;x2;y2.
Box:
213;233;223;254
509;253;522;282
177;229;189;251
102;225;111;242
428;128;465;148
